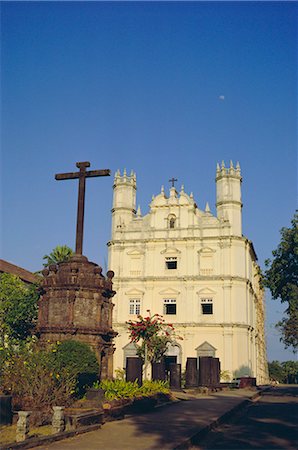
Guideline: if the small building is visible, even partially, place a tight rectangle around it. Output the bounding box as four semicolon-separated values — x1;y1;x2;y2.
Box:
0;259;38;284
108;162;269;384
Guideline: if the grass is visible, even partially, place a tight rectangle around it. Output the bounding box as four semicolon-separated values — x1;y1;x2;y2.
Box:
0;424;52;446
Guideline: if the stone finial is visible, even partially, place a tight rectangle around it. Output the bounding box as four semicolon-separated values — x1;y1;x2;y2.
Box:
161;185;164;194
190;192;193;198
236;161;241;173
49;264;58;273
180;184;185;193
136;205;142;217
106;270;115;280
216;163;220;173
94;266;104;276
42;268;49;277
16;411;31;442
221;160;225;169
205;202;211;213
229;160;235;174
169;186;177;198
130;169;134;177
123;168;127;178
52;406;65;434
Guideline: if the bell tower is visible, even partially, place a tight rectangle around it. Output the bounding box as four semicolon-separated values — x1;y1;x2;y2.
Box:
216;161;242;236
111;169;136;237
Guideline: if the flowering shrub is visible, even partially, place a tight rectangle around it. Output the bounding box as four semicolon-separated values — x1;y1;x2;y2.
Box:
0;339;76;424
0;338;99;423
126;311;181;363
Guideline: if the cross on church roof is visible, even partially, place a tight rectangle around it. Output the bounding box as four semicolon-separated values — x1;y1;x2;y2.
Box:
169;177;178;188
55;162;110;255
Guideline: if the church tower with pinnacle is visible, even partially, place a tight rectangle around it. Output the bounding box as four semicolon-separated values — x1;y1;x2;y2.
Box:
111;169;137;236
216;161;242;236
108;162;269;385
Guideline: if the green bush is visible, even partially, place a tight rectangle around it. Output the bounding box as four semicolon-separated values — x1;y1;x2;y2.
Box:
50;340;99;375
49;340;99;395
94;379;170;401
139;380;170;396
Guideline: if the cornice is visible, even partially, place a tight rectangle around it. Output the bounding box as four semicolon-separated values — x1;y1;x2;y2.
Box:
113;274;252;284
108;235;248;246
113;322;254;331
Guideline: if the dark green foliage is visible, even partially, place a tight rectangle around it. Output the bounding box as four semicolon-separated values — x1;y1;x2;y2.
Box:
50;340;99;395
268;360;286;383
268;360;298;384
264;212;298;351
0;274;39;343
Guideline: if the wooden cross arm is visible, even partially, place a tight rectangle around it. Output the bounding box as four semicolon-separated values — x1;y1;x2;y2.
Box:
86;169;111;178
55;169;110;180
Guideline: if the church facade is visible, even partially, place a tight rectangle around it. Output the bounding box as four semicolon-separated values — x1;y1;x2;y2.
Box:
108;162;269;384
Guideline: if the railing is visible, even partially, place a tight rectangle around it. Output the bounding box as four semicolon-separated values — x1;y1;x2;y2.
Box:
130;270;141;276
200;269;213;276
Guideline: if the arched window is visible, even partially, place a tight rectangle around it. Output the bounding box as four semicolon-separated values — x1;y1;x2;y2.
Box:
168;214;176;229
122;342;138;368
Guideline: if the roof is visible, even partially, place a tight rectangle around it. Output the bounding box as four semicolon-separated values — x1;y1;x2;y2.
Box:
0;259;38;284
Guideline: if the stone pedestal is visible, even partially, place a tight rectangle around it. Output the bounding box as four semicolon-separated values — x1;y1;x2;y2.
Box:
52;406;65;434
185;357;198;388
126;357;143;386
16;411;31;442
169;363;181;390
37;255;117;379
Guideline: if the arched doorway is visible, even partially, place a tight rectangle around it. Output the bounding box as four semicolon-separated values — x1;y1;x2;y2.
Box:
164;342;182;372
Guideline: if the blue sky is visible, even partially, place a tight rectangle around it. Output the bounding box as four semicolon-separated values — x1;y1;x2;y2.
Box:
1;1;297;361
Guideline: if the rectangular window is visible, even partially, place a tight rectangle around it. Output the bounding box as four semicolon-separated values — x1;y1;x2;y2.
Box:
165;257;177;270
201;298;213;315
164;299;177;315
129;299;141;315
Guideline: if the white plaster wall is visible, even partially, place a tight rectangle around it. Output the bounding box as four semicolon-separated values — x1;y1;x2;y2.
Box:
109;166;268;384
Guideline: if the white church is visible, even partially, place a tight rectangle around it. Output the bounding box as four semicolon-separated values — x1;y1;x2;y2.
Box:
108;162;269;384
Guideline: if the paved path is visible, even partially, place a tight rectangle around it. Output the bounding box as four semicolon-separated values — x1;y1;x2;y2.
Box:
191;385;298;450
32;389;260;450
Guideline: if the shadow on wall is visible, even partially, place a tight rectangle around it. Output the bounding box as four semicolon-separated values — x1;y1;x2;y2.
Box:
233;365;252;378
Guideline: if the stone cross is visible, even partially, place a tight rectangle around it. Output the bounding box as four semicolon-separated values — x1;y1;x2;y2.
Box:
169;177;178;188
55;162;110;255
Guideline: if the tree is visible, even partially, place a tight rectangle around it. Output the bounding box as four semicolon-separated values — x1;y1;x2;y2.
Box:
43;245;74;267
264;212;298;351
268;360;285;383
127;311;181;379
0;273;39;343
268;360;298;384
282;361;298;384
